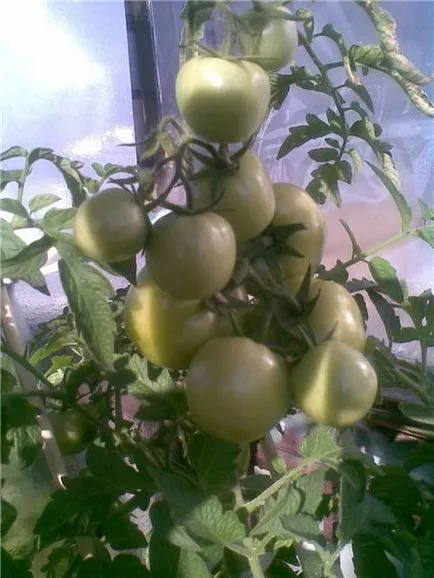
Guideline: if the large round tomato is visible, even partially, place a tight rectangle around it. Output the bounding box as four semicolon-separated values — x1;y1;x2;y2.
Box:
147;212;236;300
186;337;291;443
50;409;97;456
194;151;275;244
124;267;241;369
239;6;299;71
290;341;378;427
73;188;148;264
270;183;325;280
306;279;366;352
176;57;270;143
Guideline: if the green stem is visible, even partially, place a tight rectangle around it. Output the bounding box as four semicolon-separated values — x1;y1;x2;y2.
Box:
1;340;54;390
239;459;314;515
394;368;431;404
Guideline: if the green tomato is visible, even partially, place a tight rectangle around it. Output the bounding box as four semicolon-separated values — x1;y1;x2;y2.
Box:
147;212;236;300
239;6;299;71
271;183;325;279
73;188;148;264
176;56;270;143
194;151;275;244
291;340;378;427
50;409;97;456
186;337;291;443
124;267;240;369
307;279;366;352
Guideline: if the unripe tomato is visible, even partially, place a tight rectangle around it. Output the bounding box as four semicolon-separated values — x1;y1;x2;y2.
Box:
73;188;148;264
291;341;378;427
194;151;275;244
186;337;291;443
271;183;325;280
307;279;366;352
147;212;236;300
123;267;240;369
176;57;270;143
239;6;299;71
50;409;97;456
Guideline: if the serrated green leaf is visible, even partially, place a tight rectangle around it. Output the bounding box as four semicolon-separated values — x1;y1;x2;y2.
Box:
278;121;330;160
41;207;77;235
369;257;404;303
308;148;339;162
57;241;115;369
394;327;418;344
252;485;301;540
281;514;323;543
149;500;202;552
148;468;246;547
1;235;52;280
367;289;401;345
350;44;386;69
326;108;344;133
348;148;364;173
417;225;434;248
0;199;29;219
338;460;368;542
295;467;326;515
149;533;211;578
301;425;341;463
270;74;291;110
1;396;42;468
1;498;17;537
352;533;399;578
29;194;61;214
0;146;28;162
325;138;340;149
188;433;240;492
366;161;411;231
307;163;341;205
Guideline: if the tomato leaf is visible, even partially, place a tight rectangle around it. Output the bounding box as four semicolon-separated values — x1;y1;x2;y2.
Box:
281;514;323;544
277;121;330;160
0;170;26;192
1;497;17;537
366;161;411;231
344;79;374;113
0;146;28;162
0;235;52;281
187;433;240;492
352;533;400;578
300;425;341;464
0;199;29;219
29;193;61;214
338;460;368;543
105;257;137;286
294;467;327;516
308;148;338;162
41;208;77;236
307;163;342;205
103;516;147;551
368;257;404;303
418;200;434;223
149;500;203;552
252;484;301;543
108;555;150;578
398;403;434;428
367;289;401;345
57;241;116;369
85;445;145;493
148;468;246;547
0;395;42;468
270;73;291;110
149;533;211;578
348;148;364;174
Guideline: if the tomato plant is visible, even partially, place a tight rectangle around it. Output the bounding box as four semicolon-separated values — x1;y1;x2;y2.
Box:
1;1;434;577
73;188;148;264
290;341;378;427
186;337;291;442
176;56;270;143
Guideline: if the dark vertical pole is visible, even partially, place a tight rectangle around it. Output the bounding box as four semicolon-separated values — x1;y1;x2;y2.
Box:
124;1;162;164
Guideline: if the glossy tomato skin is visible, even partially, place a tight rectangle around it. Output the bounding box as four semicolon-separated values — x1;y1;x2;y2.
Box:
239;6;299;71
50;410;97;456
307;279;366;352
147;212;236;300
291;341;378;427
124;267;240;369
186;337;291;443
194;151;275;244
176;57;270;143
73;188;147;264
271;183;325;280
